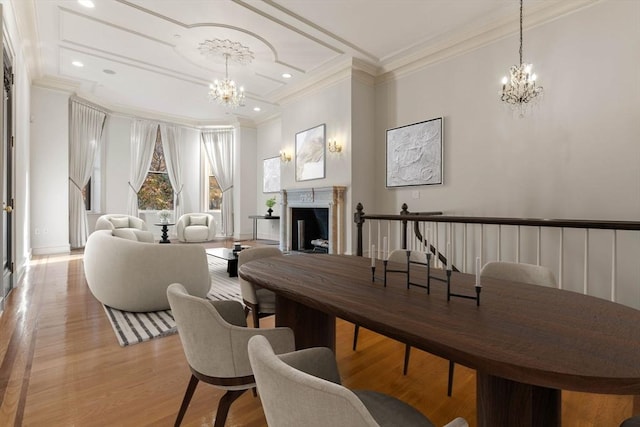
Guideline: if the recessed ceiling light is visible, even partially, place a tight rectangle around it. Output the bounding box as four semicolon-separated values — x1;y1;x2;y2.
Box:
78;0;95;8
282;73;292;79
253;107;261;112
103;69;116;75
72;61;84;67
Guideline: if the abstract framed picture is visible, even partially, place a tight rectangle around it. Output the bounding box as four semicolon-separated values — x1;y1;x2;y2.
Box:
386;117;443;188
263;156;280;193
295;124;326;181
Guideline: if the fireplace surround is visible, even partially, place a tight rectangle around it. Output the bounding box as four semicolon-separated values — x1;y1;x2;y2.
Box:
279;186;346;254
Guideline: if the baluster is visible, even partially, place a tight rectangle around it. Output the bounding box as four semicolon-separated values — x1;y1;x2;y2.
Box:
377;221;381;258
368;221;372;258
559;228;564;289
516;226;521;263
387;220;391;252
479;224;484;267
537;226;541;266
463;224;468;273
611;230;617;302
435;224;440;268
583;229;589;295
497;225;502;262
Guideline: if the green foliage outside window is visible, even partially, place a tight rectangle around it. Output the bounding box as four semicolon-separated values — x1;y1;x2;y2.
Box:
138;128;174;210
209;175;222;210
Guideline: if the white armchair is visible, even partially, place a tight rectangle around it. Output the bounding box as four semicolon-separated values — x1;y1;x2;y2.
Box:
95;213;148;232
176;213;216;242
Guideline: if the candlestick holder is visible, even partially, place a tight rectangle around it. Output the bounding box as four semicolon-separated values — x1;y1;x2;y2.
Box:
445;270;481;306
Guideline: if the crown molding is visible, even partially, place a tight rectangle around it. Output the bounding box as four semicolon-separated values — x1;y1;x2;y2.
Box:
8;0;41;79
376;0;601;85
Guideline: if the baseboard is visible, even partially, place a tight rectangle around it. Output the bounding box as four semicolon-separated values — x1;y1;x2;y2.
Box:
32;244;71;256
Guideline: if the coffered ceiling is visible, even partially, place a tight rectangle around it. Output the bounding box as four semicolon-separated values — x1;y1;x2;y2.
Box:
18;0;597;125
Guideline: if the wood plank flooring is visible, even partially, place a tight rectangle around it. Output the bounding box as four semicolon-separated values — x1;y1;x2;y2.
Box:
0;246;635;426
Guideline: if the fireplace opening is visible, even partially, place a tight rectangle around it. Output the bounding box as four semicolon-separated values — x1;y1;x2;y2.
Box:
291;208;329;252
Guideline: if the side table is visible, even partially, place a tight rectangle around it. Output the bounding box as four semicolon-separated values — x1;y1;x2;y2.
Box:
154;222;175;244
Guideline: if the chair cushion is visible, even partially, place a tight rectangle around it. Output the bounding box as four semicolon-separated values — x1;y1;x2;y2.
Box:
255;288;276;313
190;215;208;226
353;390;434;427
109;217;130;228
184;225;209;242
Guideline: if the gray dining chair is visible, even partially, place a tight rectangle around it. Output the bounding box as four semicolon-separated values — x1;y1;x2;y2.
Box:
167;283;295;427
248;335;469;427
238;246;283;327
620;416;640;427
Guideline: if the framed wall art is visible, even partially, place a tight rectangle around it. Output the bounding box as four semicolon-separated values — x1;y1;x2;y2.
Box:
295;124;326;181
386;117;443;188
263;156;281;193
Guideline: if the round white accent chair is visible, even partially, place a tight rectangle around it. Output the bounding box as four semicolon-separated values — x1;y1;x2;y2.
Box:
176;213;217;243
95;213;149;232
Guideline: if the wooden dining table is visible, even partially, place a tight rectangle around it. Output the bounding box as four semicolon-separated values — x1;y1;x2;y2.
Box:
239;253;640;427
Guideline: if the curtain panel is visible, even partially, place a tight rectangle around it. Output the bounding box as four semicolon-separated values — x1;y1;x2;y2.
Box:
201;129;234;237
159;124;185;221
127;120;158;217
68;100;107;248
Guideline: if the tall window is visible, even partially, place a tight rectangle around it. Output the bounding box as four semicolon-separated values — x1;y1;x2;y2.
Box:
138;129;174;210
202;145;222;210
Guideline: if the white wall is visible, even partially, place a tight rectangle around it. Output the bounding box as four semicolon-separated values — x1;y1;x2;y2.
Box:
30;86;70;255
255;117;282;241
373;1;640;307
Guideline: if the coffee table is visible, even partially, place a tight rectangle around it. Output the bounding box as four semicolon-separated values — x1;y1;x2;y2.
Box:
206;246;249;277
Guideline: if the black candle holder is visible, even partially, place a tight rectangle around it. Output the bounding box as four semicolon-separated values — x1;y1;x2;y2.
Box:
445;270;481;306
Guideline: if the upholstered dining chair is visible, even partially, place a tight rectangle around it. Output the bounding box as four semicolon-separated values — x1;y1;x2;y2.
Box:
237;246;283;327
248;335;469;427
620;416;640;427
166;283;295;427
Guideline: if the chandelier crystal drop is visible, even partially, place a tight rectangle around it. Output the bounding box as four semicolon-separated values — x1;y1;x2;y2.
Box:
500;0;543;116
199;39;254;108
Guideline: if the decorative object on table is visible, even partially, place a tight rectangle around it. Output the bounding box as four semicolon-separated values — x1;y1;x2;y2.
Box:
199;38;253;108
263;156;281;193
386;117;443;187
265;196;276;216
499;0;543;117
295;124;325;181
157;209;171;224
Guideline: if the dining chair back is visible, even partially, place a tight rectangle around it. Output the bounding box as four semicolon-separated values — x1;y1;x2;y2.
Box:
167;283;294;427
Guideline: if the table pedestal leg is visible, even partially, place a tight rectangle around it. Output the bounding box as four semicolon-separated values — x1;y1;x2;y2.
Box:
275;295;335;351
477;371;560;427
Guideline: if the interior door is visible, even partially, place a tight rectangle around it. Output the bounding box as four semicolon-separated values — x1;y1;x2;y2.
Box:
1;4;14;312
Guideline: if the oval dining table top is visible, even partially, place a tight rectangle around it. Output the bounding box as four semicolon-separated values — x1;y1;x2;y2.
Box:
239;253;640;396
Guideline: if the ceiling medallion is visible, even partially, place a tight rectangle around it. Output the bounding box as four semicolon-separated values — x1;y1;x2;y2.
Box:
199;39;254;108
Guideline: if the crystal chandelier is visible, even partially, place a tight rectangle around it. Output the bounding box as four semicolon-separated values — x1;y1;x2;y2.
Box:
199;39;254;108
500;0;543;115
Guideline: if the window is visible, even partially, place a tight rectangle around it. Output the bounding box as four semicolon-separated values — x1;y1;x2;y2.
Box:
202;145;222;211
82;179;91;210
138;128;174;210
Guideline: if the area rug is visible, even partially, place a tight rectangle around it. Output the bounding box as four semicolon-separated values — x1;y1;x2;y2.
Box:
103;256;242;347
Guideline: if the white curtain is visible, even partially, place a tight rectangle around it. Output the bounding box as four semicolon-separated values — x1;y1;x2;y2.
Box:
159;124;185;221
68;100;106;248
202;129;234;237
127;120;157;217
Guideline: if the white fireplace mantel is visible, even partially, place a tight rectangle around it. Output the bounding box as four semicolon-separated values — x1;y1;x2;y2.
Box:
280;186;346;254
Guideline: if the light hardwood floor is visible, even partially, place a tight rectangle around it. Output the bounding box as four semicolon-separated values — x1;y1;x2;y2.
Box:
0;246;634;426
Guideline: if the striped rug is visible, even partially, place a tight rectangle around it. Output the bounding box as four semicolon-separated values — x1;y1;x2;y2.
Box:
103;256;242;347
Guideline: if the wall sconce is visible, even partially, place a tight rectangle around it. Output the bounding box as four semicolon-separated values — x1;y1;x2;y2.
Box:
328;139;342;153
279;150;291;163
